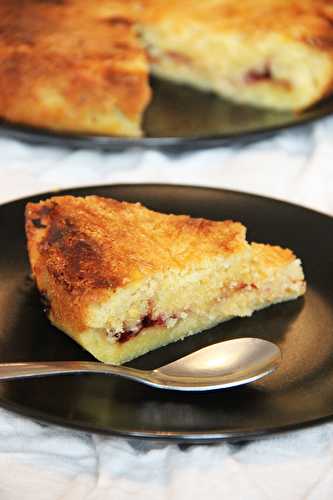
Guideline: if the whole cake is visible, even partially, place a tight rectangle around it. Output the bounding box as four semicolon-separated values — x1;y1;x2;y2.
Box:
0;1;333;136
25;195;306;365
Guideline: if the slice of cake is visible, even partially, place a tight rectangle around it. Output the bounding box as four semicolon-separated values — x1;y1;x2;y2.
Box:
0;0;151;137
139;0;333;110
25;195;306;365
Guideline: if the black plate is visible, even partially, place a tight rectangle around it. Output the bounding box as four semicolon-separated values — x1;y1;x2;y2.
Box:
1;79;333;151
0;184;333;443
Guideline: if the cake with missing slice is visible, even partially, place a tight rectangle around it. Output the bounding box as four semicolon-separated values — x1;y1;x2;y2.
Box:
1;1;333;138
25;195;306;365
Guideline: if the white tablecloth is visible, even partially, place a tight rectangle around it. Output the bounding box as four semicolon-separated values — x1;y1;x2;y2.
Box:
0;117;333;499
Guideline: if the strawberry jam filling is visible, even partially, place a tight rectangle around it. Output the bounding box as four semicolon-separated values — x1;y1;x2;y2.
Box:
116;282;258;344
244;65;272;84
244;65;291;89
117;313;171;343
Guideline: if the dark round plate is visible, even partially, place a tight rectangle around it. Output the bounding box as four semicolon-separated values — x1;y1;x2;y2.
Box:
0;184;333;443
1;79;333;151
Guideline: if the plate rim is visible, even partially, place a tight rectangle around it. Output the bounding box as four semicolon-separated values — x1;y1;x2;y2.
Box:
1;93;333;150
0;183;332;442
1;182;332;222
1;395;333;443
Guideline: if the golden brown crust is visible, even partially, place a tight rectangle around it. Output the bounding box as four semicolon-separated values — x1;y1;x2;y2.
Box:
250;242;296;266
25;195;248;334
140;0;333;51
0;0;151;136
25;195;246;293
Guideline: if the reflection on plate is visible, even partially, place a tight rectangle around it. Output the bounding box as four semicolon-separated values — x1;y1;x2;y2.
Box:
1;80;333;151
0;184;333;443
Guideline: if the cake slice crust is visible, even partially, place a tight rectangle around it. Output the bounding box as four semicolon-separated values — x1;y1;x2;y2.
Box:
25;195;305;365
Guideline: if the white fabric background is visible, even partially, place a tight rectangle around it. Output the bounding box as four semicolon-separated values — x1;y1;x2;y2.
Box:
0;116;333;499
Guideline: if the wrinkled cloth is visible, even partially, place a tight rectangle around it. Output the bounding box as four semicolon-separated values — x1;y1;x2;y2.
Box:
0;116;333;499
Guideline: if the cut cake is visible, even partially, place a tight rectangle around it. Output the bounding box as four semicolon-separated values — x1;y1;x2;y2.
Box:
1;1;333;136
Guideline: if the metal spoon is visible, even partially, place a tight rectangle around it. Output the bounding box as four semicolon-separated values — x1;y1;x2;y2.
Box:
0;338;281;391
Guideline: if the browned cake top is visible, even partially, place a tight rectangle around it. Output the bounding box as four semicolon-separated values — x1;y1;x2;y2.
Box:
25;195;247;295
141;0;333;51
0;0;150;124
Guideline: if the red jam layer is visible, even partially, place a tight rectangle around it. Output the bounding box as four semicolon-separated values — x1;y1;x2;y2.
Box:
117;282;258;344
244;65;272;84
118;314;169;343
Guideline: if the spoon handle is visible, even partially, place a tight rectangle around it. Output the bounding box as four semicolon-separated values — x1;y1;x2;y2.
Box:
0;361;152;384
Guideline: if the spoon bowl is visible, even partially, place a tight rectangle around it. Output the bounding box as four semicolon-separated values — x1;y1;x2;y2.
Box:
0;338;281;391
153;337;281;390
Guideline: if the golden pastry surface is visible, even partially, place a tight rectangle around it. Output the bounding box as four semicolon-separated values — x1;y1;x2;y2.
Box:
0;0;151;136
140;0;333;45
25;195;246;294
